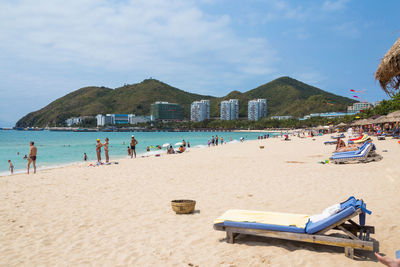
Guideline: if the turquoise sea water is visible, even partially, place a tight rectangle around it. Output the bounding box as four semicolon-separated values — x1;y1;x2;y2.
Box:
0;130;274;175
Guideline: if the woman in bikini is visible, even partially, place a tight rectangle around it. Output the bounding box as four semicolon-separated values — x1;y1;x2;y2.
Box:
104;137;110;163
96;139;103;162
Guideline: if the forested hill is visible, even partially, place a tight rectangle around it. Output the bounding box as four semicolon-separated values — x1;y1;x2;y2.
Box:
16;76;355;127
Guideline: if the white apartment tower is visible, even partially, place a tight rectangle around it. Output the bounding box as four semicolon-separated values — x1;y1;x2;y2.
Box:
248;99;267;121
190;100;210;122
220;99;239;120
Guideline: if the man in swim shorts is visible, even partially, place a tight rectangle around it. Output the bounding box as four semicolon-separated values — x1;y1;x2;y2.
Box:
130;135;138;158
27;141;37;174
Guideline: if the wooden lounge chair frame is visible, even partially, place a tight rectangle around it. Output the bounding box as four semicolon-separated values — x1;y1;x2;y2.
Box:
214;208;375;259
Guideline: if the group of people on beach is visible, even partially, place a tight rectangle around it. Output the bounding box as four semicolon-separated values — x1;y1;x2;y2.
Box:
95;137;110;163
8;141;37;175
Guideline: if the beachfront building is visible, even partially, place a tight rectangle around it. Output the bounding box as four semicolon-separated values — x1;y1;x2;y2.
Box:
347;102;372;113
248;99;267;121
151;102;184;121
65;117;82;126
190;100;210;122
220;99;239;120
270;115;293;120
129;115;151;124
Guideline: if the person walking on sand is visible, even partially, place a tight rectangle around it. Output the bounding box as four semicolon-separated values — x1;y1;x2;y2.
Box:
27;141;37;174
104;137;110;163
8;160;13;174
96;139;103;162
130;135;138;158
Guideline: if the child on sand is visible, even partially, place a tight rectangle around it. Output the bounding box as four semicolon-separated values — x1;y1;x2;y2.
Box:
8;160;13;174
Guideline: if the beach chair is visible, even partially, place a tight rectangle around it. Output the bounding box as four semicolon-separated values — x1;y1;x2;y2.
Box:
331;133;345;139
324;140;337;145
329;143;382;164
213;197;375;259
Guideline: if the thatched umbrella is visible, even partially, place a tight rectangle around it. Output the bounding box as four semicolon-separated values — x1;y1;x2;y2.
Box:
353;119;370;126
372;115;387;124
336;122;347;128
375;38;400;96
385;110;400;122
315;125;324;130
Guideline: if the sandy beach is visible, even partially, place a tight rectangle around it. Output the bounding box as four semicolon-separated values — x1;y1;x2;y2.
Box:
1;135;399;266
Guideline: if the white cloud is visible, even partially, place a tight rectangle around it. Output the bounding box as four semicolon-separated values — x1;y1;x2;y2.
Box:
0;0;277;79
322;0;350;11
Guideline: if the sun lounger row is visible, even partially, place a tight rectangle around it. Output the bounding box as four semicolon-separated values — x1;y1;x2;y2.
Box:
214;196;375;259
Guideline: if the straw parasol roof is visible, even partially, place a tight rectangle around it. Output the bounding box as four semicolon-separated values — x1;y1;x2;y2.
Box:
315;125;324;130
336;122;347;127
352;119;370;126
372;115;388;124
375;38;400;96
384;110;400;122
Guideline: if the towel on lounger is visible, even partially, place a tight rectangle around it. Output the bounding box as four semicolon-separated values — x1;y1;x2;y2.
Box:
309;203;340;223
214;209;310;228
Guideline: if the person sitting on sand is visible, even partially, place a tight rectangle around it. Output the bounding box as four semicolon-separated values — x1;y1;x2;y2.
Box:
167;145;175;154
8;160;13;174
177;145;185;153
96;139;103;162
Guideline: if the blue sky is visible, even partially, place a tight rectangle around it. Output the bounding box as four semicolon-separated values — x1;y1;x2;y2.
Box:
0;0;399;126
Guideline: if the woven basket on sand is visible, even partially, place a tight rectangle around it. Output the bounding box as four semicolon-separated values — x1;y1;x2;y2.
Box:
171;200;196;214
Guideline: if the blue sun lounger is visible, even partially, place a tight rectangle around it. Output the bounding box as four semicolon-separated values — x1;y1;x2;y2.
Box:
331;133;345;139
332;141;369;156
324;140;337;145
214;197;375;259
330;143;381;164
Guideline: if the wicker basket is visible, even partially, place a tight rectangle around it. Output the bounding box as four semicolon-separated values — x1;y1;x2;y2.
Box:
259;146;264;149
171;199;196;214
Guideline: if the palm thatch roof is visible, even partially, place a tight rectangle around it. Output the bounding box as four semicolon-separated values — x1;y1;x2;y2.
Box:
385;110;400;122
375;38;400;96
336;122;347;127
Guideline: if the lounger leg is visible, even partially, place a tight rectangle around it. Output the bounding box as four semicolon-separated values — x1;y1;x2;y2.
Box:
226;231;237;244
345;247;354;259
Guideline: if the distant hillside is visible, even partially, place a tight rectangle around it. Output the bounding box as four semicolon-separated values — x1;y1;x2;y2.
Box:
16;77;356;127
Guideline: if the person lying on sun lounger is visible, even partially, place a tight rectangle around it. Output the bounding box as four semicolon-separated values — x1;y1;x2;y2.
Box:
335;138;370;152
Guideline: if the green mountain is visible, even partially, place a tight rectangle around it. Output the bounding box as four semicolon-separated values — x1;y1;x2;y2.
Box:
16;76;355;127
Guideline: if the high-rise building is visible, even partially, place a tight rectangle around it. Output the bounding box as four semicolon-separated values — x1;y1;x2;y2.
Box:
220;99;239;120
248;99;267;121
151;102;184;121
190;100;210;122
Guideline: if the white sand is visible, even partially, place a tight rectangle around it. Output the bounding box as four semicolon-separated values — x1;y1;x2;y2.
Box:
1;135;399;266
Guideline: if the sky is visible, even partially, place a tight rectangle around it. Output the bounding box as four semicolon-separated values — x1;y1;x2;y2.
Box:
0;0;399;127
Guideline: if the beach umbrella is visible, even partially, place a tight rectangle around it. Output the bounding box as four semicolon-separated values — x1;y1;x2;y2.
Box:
162;143;170;148
175;142;183;146
336;122;347;128
375;38;400;96
384;110;400;122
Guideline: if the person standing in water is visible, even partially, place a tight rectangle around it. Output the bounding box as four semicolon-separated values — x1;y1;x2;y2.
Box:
96;139;103;162
27;141;37;174
104;137;110;163
83;153;87;161
8;160;14;174
130;135;138;158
